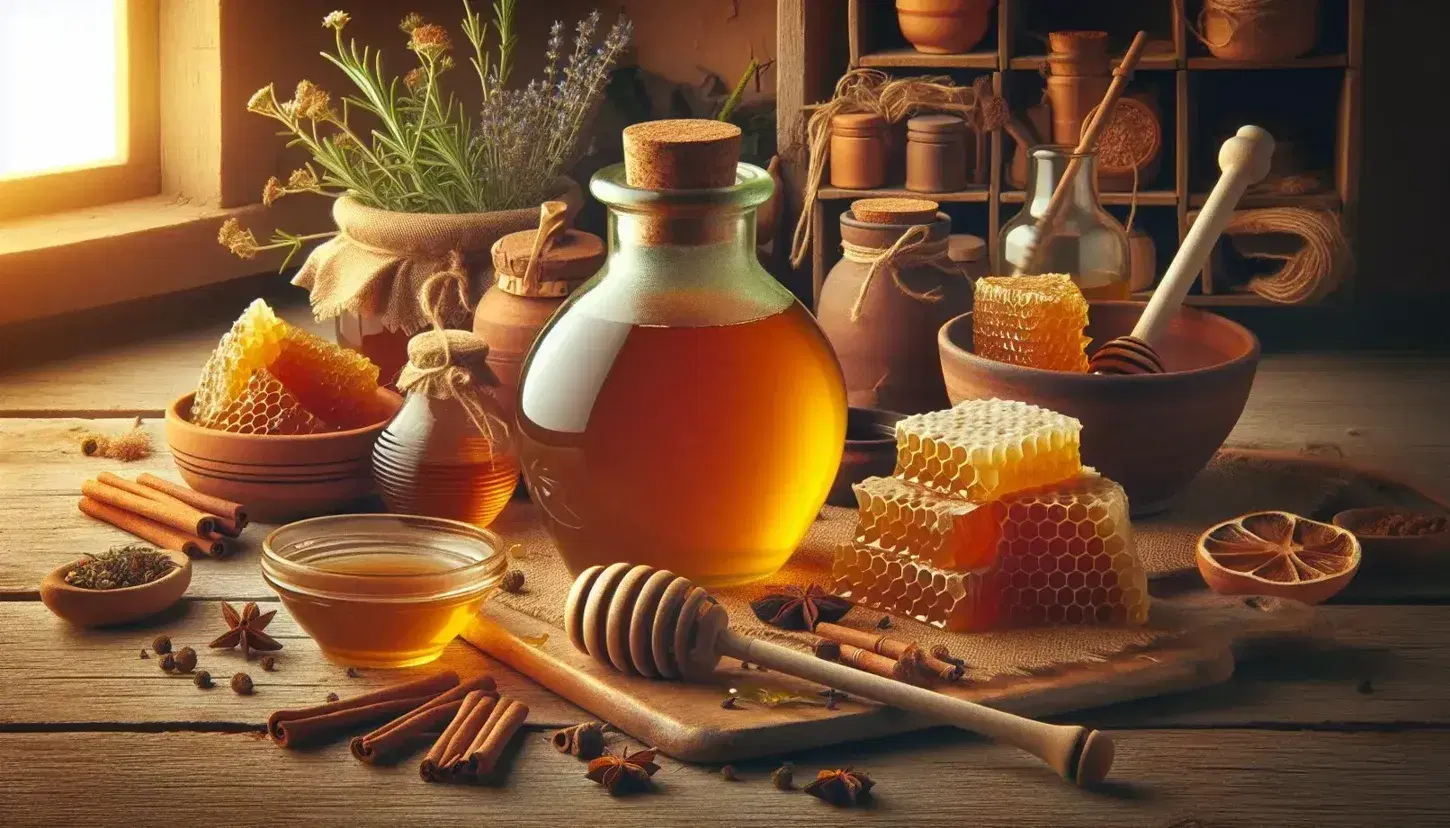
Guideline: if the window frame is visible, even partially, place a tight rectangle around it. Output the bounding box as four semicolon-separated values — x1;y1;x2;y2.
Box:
0;0;160;222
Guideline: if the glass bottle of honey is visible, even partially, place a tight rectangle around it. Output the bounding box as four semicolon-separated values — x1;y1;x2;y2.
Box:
999;146;1131;300
516;120;847;587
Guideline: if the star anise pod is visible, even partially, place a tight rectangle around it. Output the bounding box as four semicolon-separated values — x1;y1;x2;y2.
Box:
208;601;282;659
804;767;875;807
750;584;852;631
585;747;660;795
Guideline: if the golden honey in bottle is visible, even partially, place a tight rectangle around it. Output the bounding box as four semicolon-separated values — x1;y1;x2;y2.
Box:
516;120;847;587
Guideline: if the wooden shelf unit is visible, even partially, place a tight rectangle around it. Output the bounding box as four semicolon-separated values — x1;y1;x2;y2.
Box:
776;0;1363;308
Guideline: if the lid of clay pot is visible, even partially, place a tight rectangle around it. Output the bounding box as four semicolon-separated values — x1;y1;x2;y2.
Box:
492;227;604;297
623;119;741;190
947;233;986;263
832;112;888;136
851;197;940;225
907;114;967;135
1048;30;1109;54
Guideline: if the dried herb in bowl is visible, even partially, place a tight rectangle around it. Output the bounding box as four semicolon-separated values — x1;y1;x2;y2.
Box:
64;545;177;590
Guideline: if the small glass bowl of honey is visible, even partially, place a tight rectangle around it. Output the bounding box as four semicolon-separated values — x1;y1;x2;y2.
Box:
262;514;508;668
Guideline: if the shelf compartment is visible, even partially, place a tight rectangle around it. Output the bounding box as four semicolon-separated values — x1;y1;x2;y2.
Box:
1000;190;1178;206
819;186;992;203
858;48;999;70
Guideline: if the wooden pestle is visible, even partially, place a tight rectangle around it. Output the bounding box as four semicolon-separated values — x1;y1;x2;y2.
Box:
565;564;1115;787
1019;31;1149;275
1089;126;1275;374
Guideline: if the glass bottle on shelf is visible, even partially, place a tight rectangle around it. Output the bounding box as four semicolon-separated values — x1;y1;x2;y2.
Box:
373;330;519;528
515;120;847;588
999;146;1131;300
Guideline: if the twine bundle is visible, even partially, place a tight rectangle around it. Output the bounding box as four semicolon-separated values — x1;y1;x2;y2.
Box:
840;224;952;322
398;271;509;442
1224;207;1350;304
789;70;1007;268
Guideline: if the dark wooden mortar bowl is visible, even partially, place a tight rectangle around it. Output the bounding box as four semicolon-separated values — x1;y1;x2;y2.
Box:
827;406;907;506
939;301;1259;514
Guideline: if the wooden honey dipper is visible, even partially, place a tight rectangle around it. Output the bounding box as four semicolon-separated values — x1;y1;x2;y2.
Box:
565;563;1116;787
1089;125;1275;374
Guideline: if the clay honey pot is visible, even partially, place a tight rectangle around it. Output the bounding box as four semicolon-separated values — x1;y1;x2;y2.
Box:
828;406;907;506
1332;507;1450;580
165;389;403;522
939;301;1259;514
41;550;192;627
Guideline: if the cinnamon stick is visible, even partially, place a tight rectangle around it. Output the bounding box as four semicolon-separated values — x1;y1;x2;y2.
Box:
78;496;225;558
136;472;248;530
815;622;964;681
421;691;496;782
97;473;241;539
816;639;928;686
438;693;501;768
350;675;497;764
267;671;460;749
81;478;218;538
459;697;529;779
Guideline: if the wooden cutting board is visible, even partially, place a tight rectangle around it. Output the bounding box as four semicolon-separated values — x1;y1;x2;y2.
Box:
463;590;1315;762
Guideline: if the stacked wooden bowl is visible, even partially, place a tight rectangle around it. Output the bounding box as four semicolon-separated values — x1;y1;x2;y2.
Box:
165;389;402;522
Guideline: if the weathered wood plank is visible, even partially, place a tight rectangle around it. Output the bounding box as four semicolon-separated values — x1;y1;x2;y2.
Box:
0;729;1445;827
0;599;588;728
3;599;1446;730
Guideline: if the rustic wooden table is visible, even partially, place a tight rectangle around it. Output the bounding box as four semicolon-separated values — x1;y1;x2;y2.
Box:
2;300;1446;827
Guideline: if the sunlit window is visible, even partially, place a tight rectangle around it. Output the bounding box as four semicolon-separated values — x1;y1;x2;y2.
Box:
0;0;122;179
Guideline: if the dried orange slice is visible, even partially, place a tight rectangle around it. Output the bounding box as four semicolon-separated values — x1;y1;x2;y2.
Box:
1197;511;1360;605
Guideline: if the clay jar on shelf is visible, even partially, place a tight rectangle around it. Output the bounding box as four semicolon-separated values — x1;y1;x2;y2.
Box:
472;202;605;426
948;233;989;282
896;0;995;55
830;113;890;189
1044;31;1112;147
905;114;970;194
817;198;972;415
1202;0;1318;62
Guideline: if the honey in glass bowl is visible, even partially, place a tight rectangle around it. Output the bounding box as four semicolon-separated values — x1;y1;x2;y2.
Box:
262;515;507;668
516;121;847;587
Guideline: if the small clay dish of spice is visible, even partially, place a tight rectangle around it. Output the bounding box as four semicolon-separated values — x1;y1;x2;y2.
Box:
40;547;191;628
827;407;906;506
1332;507;1450;579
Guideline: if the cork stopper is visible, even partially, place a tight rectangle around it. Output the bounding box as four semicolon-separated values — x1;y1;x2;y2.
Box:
851;197;940;225
832;112;888;137
623;119;742;190
907;114;967;136
491;202;604;298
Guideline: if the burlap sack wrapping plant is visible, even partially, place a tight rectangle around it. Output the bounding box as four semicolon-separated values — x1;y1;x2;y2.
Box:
294;178;582;335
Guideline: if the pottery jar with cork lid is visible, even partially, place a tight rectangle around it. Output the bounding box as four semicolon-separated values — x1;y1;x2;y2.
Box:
472;202;605;425
817;198;972;414
905;114;970;194
1201;0;1318;62
830;112;890;190
1044;31;1112;147
896;0;995;55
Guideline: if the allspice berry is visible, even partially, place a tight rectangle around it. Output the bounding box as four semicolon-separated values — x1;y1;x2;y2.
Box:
260;655;277;672
151;635;172;655
159;653;176;672
194;671;213;689
501;569;526;594
771;764;794;790
174;647;197;673
326;692;340;703
720;765;739;782
231;672;254;695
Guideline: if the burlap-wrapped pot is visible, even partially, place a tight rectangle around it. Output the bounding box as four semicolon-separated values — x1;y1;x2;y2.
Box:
294;177;582;384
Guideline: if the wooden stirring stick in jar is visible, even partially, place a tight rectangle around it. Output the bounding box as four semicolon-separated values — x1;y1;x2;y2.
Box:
1090;126;1274;375
1018;31;1150;276
566;563;1116;787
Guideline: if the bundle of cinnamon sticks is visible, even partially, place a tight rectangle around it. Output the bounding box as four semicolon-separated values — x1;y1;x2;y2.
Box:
267;671;529;784
813;622;966;685
78;473;247;557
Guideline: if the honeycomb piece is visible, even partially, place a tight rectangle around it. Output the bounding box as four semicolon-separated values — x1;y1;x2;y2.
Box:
835;473;1149;630
854;476;1000;569
194;299;288;428
204;369;331;435
973;274;1091;372
192;299;384;433
894;398;1082;501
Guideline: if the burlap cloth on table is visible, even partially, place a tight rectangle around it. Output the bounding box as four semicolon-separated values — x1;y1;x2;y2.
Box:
294;179;581;336
489;451;1349;682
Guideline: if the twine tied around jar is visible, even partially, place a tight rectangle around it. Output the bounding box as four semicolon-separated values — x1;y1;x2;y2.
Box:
840;224;954;322
789;70;1009;269
398;271;510;443
1191;0;1282;50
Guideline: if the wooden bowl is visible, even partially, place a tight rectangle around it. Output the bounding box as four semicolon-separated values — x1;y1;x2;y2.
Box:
165;389;402;522
827;407;906;506
1332;507;1450;579
939;301;1259;514
40;551;191;627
